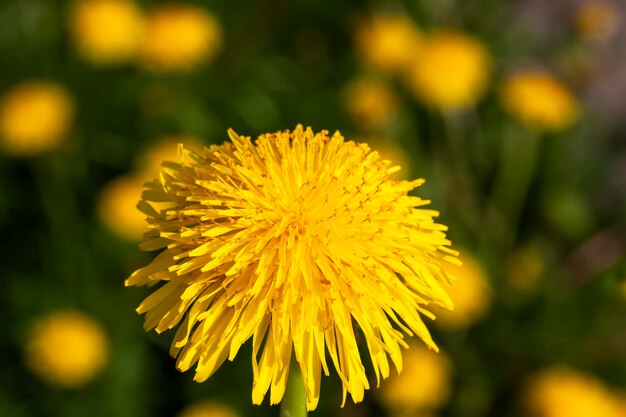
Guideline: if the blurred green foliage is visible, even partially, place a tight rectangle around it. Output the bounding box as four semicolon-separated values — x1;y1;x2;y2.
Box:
1;0;625;417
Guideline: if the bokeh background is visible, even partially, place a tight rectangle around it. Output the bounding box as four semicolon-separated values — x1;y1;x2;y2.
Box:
1;0;625;416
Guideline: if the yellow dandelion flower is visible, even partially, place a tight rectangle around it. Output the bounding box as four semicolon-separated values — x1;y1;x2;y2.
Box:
354;13;422;73
525;367;622;417
406;30;491;110
574;1;618;43
343;78;398;130
378;344;451;412
126;125;459;410
69;0;145;65
0;82;73;156
501;71;579;132
177;401;239;417
431;253;490;330
25;310;108;387
98;175;145;241
140;4;221;72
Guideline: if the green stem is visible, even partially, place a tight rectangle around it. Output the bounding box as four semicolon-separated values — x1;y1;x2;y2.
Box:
439;109;482;235
491;127;540;248
32;155;78;298
280;365;307;417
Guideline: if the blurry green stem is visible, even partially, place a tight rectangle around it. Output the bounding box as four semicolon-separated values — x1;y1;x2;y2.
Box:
280;364;307;417
32;154;83;298
440;110;482;233
492;128;540;247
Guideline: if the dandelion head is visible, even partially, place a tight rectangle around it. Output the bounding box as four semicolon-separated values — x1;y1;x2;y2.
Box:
126;125;458;410
98;175;146;241
378;343;451;413
501;71;578;132
140;4;221;72
0;82;73;156
525;367;622;417
25;310;108;387
354;13;422;73
69;0;145;65
343;78;398;130
406;30;491;110
177;401;239;417
431;253;490;330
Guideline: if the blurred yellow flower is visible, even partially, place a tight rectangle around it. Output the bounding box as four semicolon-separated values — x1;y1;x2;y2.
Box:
525;367;622;417
574;1;618;42
140;4;221;72
506;244;544;292
126;126;459;410
378;344;451;413
98;175;145;241
136;136;203;180
25;310;108;387
432;252;491;330
343;78;398;130
501;71;578;131
406;30;491;110
177;401;239;417
69;0;145;65
354;13;422;73
0;82;73;156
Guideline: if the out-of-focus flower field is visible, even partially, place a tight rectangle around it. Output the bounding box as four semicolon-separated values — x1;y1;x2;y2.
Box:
1;0;625;416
